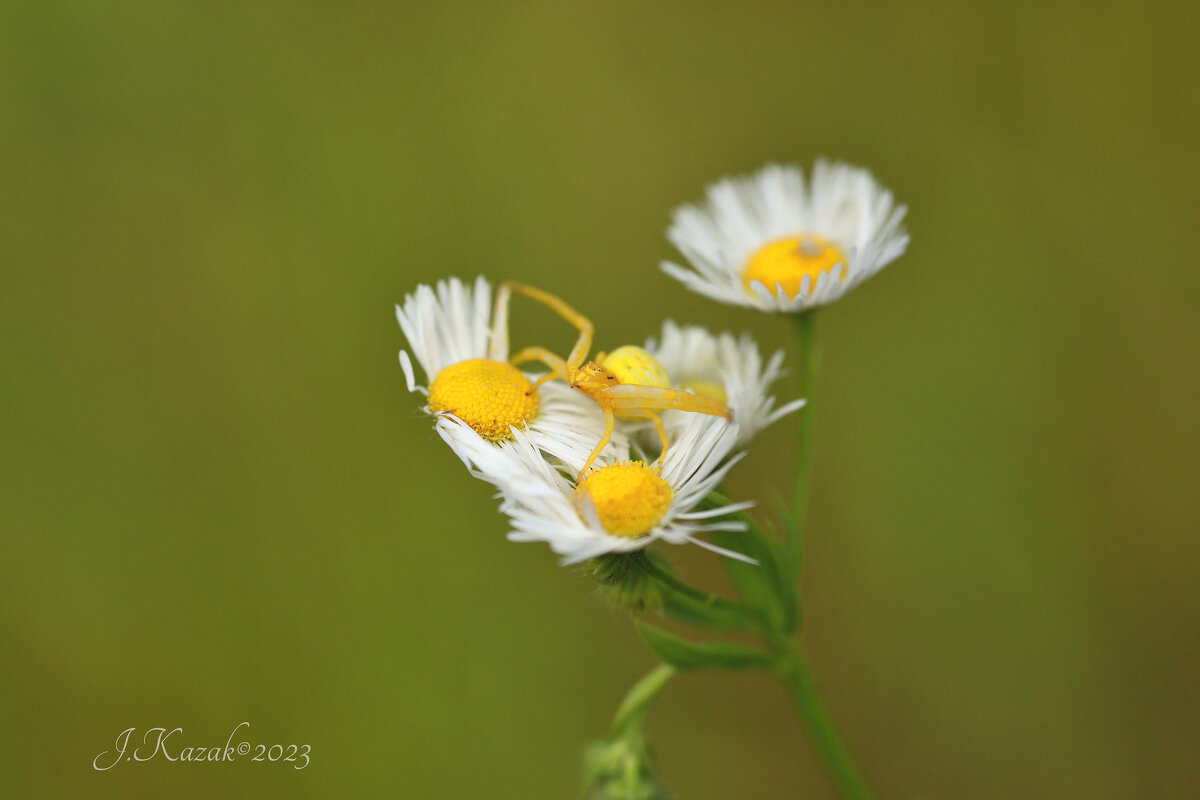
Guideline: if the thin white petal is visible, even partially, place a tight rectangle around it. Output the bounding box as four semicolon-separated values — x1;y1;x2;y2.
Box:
686;535;759;564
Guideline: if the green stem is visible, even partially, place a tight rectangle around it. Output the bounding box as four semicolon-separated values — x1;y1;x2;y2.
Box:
789;311;820;566
784;312;876;798
775;640;876;800
611;662;677;738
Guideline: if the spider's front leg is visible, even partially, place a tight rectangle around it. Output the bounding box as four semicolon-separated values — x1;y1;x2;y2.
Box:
623;409;670;470
602;385;733;421
509;346;568;394
501;282;595;371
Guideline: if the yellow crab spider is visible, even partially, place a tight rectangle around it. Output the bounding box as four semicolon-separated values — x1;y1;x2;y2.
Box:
493;281;733;481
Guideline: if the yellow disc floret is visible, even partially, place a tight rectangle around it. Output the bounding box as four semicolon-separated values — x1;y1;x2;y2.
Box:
742;234;848;300
575;461;674;539
428;358;538;441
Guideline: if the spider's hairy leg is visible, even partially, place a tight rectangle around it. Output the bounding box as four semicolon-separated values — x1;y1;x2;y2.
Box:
501;282;594;370
509;346;568;394
577;408;615;482
625;409;670;470
600;384;734;421
649;411;669;468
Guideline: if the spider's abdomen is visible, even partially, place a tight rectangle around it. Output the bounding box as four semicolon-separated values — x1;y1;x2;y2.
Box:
599;346;673;421
601;346;671;390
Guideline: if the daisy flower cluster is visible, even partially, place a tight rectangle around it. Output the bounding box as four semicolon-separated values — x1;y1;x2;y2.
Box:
395;276;801;567
396;160;907;573
396;159;909;799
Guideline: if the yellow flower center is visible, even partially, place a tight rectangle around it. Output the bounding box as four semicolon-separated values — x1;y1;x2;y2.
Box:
575;461;674;538
681;379;728;406
428;358;538;441
742;234;848;300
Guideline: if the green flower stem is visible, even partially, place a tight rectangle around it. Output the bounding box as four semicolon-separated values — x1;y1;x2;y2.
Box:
587;662;675;799
789;310;820;565
774;639;877;800
784;311;877;798
611;662;677;738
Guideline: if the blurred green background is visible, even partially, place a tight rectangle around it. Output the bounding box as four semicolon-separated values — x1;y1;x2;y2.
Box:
3;2;1198;798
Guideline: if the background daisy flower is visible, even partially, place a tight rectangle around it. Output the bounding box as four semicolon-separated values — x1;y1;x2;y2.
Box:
662;160;909;313
497;414;754;564
645;320;805;447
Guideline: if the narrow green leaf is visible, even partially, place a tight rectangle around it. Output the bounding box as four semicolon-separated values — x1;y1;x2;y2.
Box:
701;493;775;611
755;522;800;633
635;621;773;671
709;528;775;607
661;591;762;632
707;491;800;633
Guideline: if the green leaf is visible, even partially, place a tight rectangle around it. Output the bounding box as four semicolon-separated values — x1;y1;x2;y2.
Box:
709;528;775;608
635;622;773;671
757;524;800;633
661;590;763;632
705;491;799;633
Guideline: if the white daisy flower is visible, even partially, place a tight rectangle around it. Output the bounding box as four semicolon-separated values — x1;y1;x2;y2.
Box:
644;320;805;447
661;160;909;313
496;414;755;565
396;276;613;471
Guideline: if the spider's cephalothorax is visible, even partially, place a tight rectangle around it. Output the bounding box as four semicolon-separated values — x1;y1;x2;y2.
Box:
569;362;619;393
495;281;733;481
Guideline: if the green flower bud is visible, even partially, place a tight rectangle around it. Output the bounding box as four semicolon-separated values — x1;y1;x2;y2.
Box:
583;734;670;800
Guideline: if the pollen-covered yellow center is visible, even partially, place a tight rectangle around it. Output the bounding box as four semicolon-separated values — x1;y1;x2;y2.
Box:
428;358;538;441
742;234;848;300
575;461;674;538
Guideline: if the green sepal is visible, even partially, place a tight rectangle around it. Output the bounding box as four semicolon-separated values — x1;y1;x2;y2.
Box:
635;621;774;671
585;551;668;611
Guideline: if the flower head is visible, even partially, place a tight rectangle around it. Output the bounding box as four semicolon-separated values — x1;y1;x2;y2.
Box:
645;320;804;447
662;160;908;313
396;276;614;471
495;414;754;564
